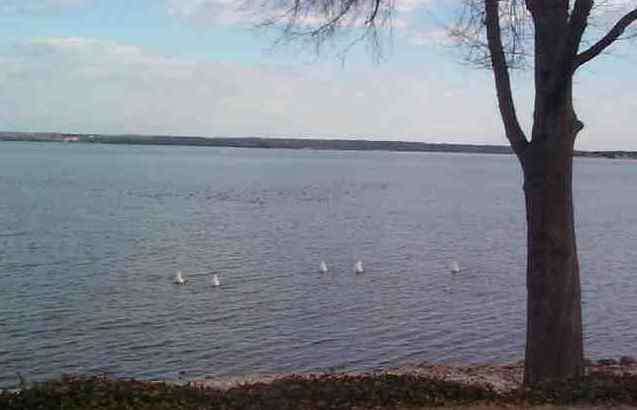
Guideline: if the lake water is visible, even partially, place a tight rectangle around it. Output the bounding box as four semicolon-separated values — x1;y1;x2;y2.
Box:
1;141;636;388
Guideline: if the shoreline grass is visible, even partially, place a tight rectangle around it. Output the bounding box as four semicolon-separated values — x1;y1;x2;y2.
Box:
3;371;637;410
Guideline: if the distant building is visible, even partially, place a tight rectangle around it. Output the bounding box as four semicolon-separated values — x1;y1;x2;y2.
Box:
63;136;80;143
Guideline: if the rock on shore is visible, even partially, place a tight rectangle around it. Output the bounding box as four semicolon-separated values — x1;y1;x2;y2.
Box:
191;359;637;393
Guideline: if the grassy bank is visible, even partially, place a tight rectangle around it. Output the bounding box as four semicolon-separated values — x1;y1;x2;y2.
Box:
2;371;637;410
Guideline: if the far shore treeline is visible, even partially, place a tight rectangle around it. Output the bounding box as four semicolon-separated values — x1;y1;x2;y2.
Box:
1;131;634;159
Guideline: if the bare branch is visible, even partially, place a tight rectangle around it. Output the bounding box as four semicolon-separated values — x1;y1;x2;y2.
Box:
255;0;393;56
365;0;380;24
575;7;637;68
485;0;528;157
451;0;533;69
567;0;594;61
538;0;592;92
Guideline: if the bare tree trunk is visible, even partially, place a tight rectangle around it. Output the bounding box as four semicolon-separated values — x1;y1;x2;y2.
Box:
521;94;585;384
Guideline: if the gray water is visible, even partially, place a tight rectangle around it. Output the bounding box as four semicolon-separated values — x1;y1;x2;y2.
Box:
0;141;636;388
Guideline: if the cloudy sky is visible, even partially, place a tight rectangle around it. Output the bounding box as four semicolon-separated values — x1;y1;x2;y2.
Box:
1;0;635;149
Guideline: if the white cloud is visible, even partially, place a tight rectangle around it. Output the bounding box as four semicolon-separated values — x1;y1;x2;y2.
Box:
393;0;434;13
166;0;439;29
406;28;452;47
166;0;257;26
0;36;508;143
1;36;635;150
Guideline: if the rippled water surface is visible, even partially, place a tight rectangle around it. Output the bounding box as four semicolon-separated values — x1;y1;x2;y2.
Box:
1;142;636;387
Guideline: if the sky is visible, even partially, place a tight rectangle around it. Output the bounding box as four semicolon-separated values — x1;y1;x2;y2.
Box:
0;0;635;150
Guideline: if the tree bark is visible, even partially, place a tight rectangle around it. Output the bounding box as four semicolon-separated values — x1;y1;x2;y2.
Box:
521;90;584;384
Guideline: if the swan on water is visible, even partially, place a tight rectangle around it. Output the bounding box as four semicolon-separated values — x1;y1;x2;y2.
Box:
320;260;328;273
211;274;221;287
354;260;364;274
450;261;461;273
175;271;186;285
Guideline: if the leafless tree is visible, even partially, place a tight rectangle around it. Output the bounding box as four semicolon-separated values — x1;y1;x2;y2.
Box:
255;0;637;384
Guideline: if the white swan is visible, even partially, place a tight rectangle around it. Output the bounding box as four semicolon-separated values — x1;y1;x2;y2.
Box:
211;274;221;287
320;261;328;273
354;260;364;274
450;261;461;273
175;271;186;285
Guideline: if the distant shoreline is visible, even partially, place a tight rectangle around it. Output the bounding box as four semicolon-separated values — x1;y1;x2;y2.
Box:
1;131;636;160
